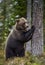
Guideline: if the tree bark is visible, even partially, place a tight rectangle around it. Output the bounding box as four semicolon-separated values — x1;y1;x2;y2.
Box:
26;0;31;53
32;0;43;56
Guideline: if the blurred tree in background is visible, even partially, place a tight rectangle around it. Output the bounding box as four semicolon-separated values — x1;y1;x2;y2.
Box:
43;0;45;50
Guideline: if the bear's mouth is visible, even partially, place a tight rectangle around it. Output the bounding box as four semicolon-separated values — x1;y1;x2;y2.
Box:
25;26;30;31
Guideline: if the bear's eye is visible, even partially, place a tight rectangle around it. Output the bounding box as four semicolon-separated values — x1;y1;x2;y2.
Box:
23;22;25;25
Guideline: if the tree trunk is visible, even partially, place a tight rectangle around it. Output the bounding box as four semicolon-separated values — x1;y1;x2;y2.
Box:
32;0;43;56
26;0;31;53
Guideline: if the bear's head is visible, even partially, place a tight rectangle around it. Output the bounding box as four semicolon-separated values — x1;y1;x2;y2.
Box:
16;17;29;32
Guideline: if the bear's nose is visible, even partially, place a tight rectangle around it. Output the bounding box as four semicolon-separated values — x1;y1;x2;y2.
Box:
25;23;29;28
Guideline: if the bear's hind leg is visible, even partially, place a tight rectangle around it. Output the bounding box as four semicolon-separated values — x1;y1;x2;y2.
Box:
18;48;25;57
5;48;15;60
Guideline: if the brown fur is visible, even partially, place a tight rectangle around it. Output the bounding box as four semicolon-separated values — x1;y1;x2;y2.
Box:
5;17;35;60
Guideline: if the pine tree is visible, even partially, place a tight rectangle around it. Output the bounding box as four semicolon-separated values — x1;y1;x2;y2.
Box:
32;0;43;55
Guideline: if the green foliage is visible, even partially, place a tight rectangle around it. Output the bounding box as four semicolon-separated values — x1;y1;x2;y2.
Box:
0;0;27;44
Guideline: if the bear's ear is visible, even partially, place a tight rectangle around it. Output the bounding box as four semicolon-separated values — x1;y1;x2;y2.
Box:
16;19;20;23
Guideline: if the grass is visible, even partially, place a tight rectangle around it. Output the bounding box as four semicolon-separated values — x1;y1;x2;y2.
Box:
0;49;4;65
5;52;45;65
0;49;45;65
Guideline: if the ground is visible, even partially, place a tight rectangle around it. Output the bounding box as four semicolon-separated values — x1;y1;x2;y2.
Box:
5;52;45;65
0;49;45;65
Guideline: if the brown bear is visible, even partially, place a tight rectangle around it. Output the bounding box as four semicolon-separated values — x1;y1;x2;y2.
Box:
5;17;35;60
